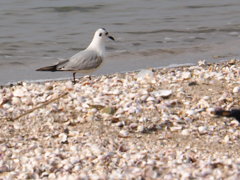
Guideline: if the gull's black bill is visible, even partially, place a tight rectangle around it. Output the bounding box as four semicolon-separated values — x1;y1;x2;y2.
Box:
108;35;115;41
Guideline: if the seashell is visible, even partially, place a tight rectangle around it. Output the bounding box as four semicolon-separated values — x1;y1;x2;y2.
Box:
198;126;208;134
146;96;156;102
229;120;239;127
89;144;102;155
65;81;73;90
11;97;21;105
207;107;216;115
185;117;193;123
151;90;172;98
197;99;210;108
109;170;123;179
139;95;148;102
138;117;148;122
48;173;56;179
73;165;82;172
181;71;191;80
69;156;81;165
110;117;120;123
13;89;25;97
116;121;125;127
129;123;138;129
0;165;9;173
233;87;240;93
2;103;11;109
127;106;138;114
218;93;228;102
119;130;129;138
21;96;33;105
181;129;191;136
202;96;210;100
59;133;68;143
170;126;182;132
137;69;154;81
14;123;22;130
186;110;196;116
101;106;117;115
109;89;121;95
63;163;73;171
138;89;149;95
223;135;230;144
89;104;105;110
41;172;49;178
198;60;206;66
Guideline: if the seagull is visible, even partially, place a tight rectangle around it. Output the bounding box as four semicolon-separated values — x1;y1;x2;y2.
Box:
36;28;115;83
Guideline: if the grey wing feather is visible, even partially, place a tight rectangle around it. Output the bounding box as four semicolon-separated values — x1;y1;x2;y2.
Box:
58;50;103;71
56;59;70;68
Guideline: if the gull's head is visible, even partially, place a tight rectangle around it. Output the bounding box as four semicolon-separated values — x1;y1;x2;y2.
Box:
94;28;115;42
88;28;115;56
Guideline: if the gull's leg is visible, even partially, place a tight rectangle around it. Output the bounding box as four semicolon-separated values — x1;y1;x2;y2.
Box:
72;72;76;84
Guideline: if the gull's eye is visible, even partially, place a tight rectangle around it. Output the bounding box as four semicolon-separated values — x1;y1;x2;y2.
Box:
105;32;108;35
99;33;102;37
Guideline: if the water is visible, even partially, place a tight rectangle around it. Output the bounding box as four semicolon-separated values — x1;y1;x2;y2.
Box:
1;0;240;84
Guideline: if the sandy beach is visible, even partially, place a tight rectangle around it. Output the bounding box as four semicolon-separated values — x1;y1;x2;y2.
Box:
1;59;240;179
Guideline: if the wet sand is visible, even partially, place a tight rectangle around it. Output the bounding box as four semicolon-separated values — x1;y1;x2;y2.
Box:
1;59;240;179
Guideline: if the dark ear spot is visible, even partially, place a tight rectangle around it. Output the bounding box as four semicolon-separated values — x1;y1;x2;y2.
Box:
99;33;102;37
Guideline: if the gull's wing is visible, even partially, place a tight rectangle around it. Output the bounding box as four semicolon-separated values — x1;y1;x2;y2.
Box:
57;50;103;71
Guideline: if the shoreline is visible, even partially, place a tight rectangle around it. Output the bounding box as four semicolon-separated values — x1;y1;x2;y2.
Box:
1;61;197;87
1;59;240;179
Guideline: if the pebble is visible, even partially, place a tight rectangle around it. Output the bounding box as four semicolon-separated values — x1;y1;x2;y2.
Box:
119;130;129;138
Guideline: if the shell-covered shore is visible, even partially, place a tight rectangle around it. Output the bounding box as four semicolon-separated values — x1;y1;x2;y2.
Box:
1;59;240;179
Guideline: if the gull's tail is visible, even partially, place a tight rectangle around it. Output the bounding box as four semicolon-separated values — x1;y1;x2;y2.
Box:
36;59;69;72
36;65;58;72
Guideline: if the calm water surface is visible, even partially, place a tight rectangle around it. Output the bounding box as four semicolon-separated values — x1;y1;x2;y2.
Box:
1;0;240;84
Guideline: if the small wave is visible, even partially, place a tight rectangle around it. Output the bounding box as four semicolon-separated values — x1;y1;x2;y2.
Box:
33;5;104;13
125;24;240;35
0;61;24;66
186;4;235;9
